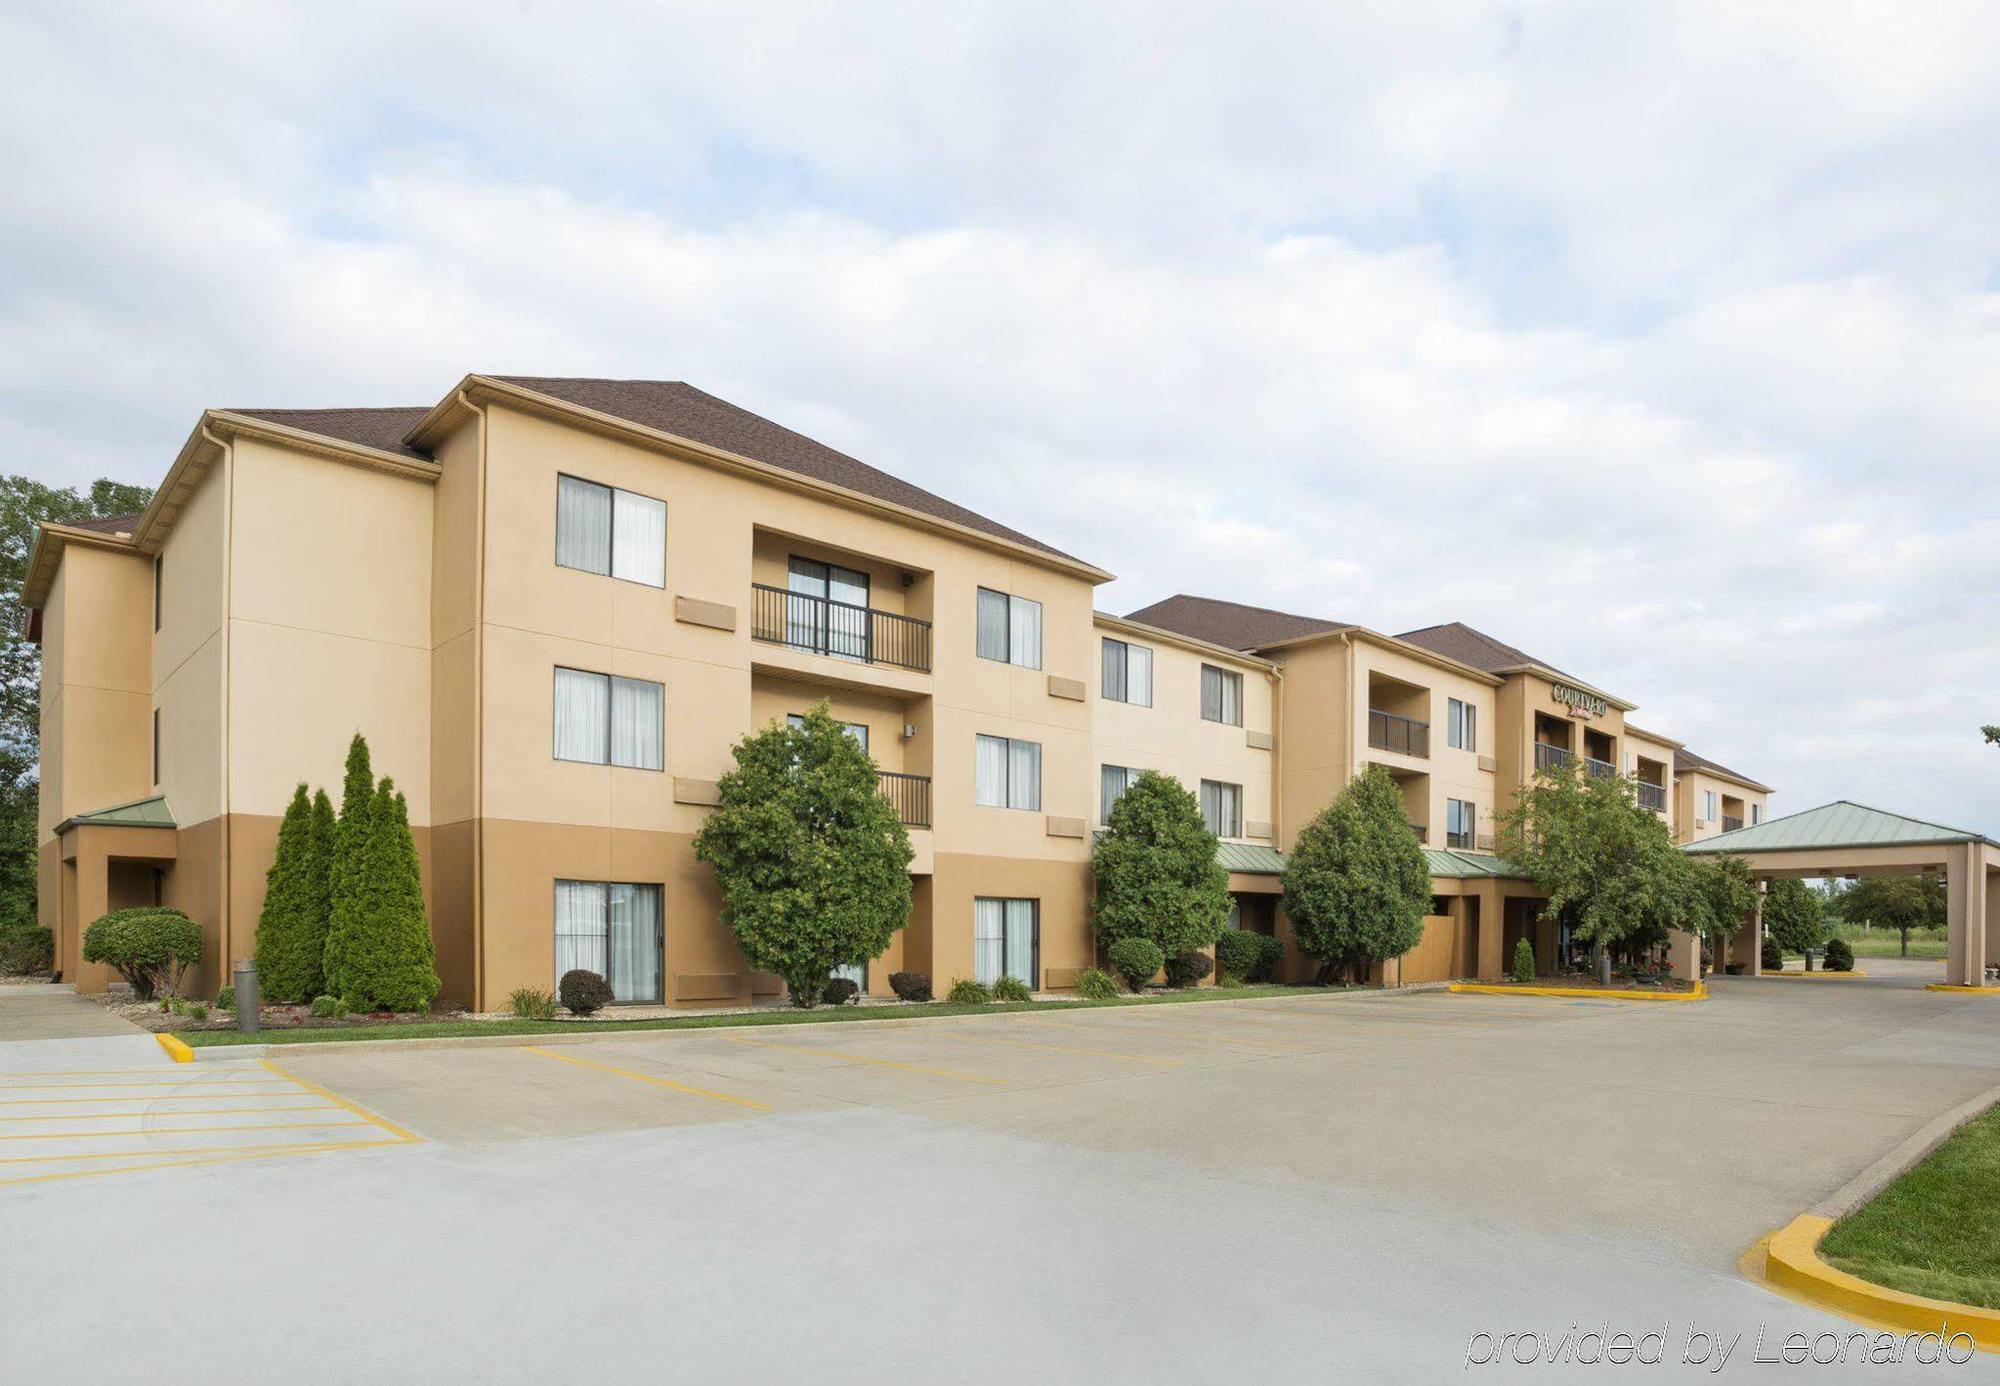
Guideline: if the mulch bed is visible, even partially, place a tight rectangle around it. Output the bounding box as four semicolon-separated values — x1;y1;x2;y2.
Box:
1488;974;1700;994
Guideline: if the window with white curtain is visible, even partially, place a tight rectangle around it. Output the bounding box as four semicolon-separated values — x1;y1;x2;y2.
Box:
1200;779;1242;838
1448;697;1477;752
556;474;666;587
1751;804;1762;825
973;897;1038;987
554;880;662;1002
975;733;1040;810
553;666;664;769
1100;764;1136;822
1101;638;1152;706
975;587;1042;669
1446;798;1475;849
1200;664;1243;726
1703;790;1719;823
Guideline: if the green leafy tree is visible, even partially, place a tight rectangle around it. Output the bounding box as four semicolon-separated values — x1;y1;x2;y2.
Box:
1686;854;1758;965
1282;766;1430;983
693;703;913;1008
323;777;438;1011
1090;770;1230;960
1498;759;1694;981
1762;877;1827;965
253;784;332;1001
1843;874;1946;957
0;477;152;939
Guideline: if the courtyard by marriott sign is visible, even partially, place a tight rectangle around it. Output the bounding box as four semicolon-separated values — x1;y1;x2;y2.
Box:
1551;682;1608;719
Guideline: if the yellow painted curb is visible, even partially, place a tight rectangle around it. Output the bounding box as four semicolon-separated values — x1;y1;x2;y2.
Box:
154;1033;194;1064
1447;981;1706;1003
1761;969;1867;979
1926;984;2000;995
1763;1214;2000;1352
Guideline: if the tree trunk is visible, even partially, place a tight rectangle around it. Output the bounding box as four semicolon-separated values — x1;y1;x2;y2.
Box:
1900;928;1910;958
1595;942;1610;987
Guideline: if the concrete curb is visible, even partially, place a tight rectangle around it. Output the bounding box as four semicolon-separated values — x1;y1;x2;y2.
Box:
1447;981;1706;1003
154;1032;194;1063
1756;970;1868;980
1926;984;2000;995
1753;1080;2000;1352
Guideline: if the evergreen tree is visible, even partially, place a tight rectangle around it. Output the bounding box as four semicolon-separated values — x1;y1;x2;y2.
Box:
1090;770;1231;959
1282;766;1430;983
324;777;439;1012
253;784;325;1001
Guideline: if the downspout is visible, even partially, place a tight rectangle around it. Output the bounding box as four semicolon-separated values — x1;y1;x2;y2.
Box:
202;425;233;983
460;391;489;1013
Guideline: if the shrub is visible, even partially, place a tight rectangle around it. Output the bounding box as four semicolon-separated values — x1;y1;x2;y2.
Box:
694;704;912;1008
946;978;992;1004
1822;936;1855;972
1252;933;1285;984
1090;770;1231;958
1215;931;1262;982
1510;937;1535;984
81;907;203;1000
1163;950;1214;988
559;969;615;1016
1073;967;1119;1000
323;772;440;1014
309;994;349;1019
186;1001;209;1021
508;986;558;1020
0;925;54;975
821;977;861;1006
888;971;932;1003
1760;936;1783;972
216;985;236;1011
989;975;1032;1003
255;783;334;1003
1107;937;1165;993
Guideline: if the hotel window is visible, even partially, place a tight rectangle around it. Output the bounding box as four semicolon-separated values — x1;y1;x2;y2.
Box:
555;474;667;587
787;713;868;751
1200;664;1242;726
1101;638;1153;706
1703;790;1719;823
1751;804;1762;825
973;897;1038;988
1100;764;1136;821
552;667;665;770
975;734;1041;810
1446;798;1475;850
1200;780;1243;838
976;587;1042;669
786;557;870;661
1448;698;1476;752
554;880;663;1003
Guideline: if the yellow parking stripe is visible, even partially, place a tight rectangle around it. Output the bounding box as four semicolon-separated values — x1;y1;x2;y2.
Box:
525;1046;770;1110
258;1059;423;1143
0;1079;291;1092
0;1139;383;1165
0;1067;265;1078
0;1104;336;1122
1;1092;303;1106
0;1120;368;1142
721;1034;1006;1084
0;1139;405;1189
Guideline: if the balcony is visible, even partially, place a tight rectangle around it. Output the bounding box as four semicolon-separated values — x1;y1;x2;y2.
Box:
1582;755;1617;780
1368;709;1430;759
1534;742;1574;773
1635;781;1667;813
751;584;932;674
1722;814;1744;833
877;770;932;829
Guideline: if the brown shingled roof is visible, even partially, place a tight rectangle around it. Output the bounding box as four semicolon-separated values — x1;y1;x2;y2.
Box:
1123;594;1349;651
1395;621;1568;678
486;378;1081;562
65;514;141;536
225;406;435;461
1674;746;1771;792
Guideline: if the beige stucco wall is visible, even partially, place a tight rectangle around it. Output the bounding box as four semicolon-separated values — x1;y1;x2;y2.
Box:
37;544;155;845
154;456;229;828
1676;770;1770;842
1623;728;1679;833
1350;637;1498;850
1272;636;1352;852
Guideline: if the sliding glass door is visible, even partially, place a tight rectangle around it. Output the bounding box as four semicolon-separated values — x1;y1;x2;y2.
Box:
554;880;663;1003
972;898;1038;988
787;556;870;661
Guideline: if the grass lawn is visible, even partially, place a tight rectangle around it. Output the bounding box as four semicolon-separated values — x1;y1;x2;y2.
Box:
176;982;1350;1048
1784;925;1948;961
1819;1101;2000;1309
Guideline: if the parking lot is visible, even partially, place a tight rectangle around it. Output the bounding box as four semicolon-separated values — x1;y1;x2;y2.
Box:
5;962;1998;1382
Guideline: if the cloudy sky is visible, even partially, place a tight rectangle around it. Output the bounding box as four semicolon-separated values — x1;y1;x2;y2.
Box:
5;2;1997;827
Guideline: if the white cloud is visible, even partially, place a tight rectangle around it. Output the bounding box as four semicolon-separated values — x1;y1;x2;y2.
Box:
1;1;1996;826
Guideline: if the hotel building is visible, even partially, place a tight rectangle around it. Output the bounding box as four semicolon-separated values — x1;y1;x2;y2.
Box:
26;376;1770;1006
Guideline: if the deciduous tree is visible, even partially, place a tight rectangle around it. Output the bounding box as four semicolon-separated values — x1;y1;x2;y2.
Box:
1090;770;1230;960
1282;766;1429;983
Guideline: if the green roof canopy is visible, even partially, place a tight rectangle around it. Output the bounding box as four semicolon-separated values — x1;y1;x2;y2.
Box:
1423;848;1526;880
1684;800;1995;854
55;794;175;835
1215;841;1288;876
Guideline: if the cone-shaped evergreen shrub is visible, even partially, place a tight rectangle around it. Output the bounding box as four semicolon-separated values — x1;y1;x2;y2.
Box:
323;779;438;1013
1511;937;1536;983
254;784;328;1002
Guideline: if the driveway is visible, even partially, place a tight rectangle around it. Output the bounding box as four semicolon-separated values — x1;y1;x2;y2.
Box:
4;961;1996;1382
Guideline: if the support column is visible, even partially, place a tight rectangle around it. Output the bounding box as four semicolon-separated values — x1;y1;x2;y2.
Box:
1475;881;1504;979
1947;843;1988;987
1667;928;1700;982
71;833;111;995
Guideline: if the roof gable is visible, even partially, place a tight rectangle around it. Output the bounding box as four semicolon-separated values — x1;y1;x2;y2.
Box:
1684;800;1992;853
1394;621;1561;676
1122;594;1349;651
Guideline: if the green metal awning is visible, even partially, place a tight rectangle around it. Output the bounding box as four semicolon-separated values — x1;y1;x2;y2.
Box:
1683;800;1996;854
1216;841;1288;876
1423;848;1527;880
55;794;176;835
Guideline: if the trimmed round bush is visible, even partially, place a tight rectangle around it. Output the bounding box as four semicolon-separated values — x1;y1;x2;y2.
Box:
559;969;615;1016
989;974;1032;1003
1073;967;1118;1000
946;978;992;1004
81;907;203;1001
1252;933;1285;983
888;971;932;1003
1822;937;1855;973
1215;931;1262;982
821;976;861;1006
1760;935;1783;972
1163;950;1214;988
1106;937;1165;993
309;994;348;1019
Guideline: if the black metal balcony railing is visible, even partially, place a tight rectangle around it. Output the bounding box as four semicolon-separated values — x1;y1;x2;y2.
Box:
751;584;932;673
877;771;932;829
1635;781;1668;813
1722;814;1745;833
1368;709;1430;758
1582;755;1618;780
1534;742;1574;772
